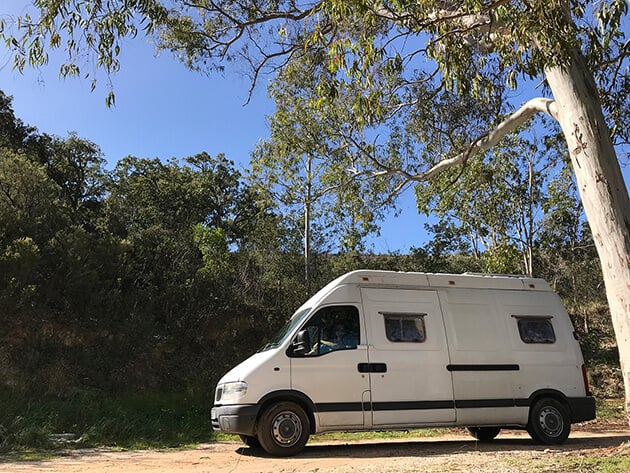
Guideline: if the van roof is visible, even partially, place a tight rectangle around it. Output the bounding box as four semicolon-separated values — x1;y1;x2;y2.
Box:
297;270;553;314
335;269;552;291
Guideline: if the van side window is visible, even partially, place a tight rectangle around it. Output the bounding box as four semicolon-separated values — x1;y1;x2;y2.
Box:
297;306;360;356
382;313;426;343
516;317;556;344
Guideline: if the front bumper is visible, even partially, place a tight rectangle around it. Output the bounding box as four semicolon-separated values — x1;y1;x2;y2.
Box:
211;404;261;436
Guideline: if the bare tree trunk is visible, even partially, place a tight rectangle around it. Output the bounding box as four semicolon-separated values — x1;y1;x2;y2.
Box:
545;51;630;419
526;158;535;277
304;156;312;293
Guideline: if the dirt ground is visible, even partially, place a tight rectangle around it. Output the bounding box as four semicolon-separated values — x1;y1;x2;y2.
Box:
2;425;630;473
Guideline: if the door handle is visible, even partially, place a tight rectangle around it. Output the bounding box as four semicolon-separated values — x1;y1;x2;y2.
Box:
358;363;388;373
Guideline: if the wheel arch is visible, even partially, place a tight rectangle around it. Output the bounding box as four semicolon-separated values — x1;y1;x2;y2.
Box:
527;389;568;406
257;390;317;434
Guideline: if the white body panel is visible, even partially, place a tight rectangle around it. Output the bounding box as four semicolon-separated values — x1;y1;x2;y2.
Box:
361;288;456;426
213;270;592;437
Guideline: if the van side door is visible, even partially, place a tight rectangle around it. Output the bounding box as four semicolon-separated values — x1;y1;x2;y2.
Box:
440;288;519;425
361;288;456;426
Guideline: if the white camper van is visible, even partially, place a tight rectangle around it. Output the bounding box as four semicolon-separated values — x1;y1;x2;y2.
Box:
211;270;595;456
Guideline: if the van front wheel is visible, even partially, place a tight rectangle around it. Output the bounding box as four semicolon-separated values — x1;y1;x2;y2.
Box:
527;398;571;445
258;401;310;456
467;427;501;441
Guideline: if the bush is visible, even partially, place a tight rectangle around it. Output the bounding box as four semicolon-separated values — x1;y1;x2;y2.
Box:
0;388;216;452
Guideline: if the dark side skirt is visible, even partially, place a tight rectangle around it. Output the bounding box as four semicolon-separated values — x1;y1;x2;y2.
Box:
315;395;596;423
211;394;596;436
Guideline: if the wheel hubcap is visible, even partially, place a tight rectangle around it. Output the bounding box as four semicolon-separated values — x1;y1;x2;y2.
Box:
271;411;302;447
538;406;563;437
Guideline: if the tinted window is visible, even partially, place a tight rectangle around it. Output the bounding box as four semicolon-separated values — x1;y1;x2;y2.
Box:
383;314;426;343
517;317;556;344
296;306;360;356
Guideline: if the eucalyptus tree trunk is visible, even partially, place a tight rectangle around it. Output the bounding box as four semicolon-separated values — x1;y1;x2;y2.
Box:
304;155;312;293
523;158;535;277
545;51;630;417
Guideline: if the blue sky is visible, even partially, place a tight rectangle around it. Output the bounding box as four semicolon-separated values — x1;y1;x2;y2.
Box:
0;4;627;254
0;40;426;252
0;5;427;253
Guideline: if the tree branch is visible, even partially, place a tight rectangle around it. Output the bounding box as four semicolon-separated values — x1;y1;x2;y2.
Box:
406;97;558;182
345;98;558;204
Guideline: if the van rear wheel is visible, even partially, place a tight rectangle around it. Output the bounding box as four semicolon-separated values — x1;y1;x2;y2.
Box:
258;401;310;456
467;427;501;441
527;398;571;445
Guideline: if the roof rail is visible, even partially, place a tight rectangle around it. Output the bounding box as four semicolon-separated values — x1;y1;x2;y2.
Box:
462;272;530;278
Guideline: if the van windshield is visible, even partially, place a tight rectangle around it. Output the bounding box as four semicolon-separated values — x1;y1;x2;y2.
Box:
258;308;311;352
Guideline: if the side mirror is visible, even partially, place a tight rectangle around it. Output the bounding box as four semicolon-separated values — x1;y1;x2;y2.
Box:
290;330;311;356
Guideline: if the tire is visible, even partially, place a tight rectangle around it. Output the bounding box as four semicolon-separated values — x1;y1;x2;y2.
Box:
257;401;310;456
526;397;571;445
239;434;261;449
467;426;501;441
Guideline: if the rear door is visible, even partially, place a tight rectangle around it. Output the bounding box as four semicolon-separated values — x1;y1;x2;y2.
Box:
361;288;456;427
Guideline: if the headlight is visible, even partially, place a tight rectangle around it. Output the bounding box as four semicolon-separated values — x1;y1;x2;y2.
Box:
218;381;248;403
